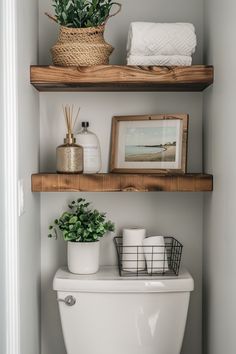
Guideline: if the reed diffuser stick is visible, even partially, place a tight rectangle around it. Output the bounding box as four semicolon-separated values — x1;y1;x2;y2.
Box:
62;104;80;135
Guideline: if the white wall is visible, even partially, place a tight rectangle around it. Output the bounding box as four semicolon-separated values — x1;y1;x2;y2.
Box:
0;153;6;354
39;1;204;354
17;0;41;353
0;2;6;351
203;1;236;353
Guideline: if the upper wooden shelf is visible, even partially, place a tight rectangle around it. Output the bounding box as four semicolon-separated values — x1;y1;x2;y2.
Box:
30;65;214;92
31;173;213;193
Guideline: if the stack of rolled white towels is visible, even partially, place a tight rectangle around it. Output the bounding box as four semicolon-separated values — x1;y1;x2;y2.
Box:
127;22;197;66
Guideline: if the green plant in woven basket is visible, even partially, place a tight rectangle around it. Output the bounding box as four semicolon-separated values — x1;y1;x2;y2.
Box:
52;0;119;28
48;198;115;242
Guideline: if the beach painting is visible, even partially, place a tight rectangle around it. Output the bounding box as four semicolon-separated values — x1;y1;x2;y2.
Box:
110;114;188;173
125;126;177;162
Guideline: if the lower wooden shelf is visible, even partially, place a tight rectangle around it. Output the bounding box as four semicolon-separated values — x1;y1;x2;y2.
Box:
31;173;213;192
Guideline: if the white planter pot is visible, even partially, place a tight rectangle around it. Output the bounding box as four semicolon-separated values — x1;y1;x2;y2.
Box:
67;241;100;275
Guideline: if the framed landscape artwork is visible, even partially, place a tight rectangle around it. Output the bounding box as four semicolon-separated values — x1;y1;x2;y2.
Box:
110;114;189;174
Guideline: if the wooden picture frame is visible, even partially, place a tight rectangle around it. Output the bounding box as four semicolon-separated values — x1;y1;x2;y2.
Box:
110;114;189;174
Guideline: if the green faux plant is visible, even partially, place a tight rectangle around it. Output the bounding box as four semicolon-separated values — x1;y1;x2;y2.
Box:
48;198;115;242
52;0;117;28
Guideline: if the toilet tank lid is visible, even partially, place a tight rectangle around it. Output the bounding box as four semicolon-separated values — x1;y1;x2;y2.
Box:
53;267;194;293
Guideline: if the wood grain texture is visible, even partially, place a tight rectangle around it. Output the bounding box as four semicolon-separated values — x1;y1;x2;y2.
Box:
31;173;213;192
30;65;214;92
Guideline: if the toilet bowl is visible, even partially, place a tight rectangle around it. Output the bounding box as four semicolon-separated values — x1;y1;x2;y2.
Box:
53;266;194;354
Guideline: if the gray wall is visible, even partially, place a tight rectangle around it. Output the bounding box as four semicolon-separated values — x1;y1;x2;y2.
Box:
0;1;6;352
39;1;204;354
203;0;236;353
17;0;41;353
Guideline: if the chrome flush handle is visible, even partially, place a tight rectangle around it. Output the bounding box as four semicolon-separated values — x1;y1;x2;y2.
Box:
57;295;76;306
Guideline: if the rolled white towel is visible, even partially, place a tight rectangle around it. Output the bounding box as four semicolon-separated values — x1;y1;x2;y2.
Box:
127;22;197;57
127;54;192;66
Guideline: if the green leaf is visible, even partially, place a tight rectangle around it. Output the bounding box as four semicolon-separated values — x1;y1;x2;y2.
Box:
69;216;78;224
62;212;70;219
77;228;83;235
52;0;118;28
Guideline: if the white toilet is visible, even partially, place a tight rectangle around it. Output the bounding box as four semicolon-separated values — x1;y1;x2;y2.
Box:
53;266;194;354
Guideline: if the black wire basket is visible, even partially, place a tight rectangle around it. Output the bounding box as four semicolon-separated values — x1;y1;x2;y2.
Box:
114;236;183;277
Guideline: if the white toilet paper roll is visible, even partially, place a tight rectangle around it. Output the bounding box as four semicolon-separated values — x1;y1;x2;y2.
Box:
122;228;146;272
143;236;169;274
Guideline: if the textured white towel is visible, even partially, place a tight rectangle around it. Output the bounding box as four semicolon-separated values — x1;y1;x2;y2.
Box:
127;22;197;57
127;55;192;66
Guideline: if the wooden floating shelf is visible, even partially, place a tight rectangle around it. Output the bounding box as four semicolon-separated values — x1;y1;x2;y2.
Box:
31;173;213;193
30;65;214;92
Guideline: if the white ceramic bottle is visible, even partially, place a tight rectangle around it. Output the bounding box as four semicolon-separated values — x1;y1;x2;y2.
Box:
76;122;102;174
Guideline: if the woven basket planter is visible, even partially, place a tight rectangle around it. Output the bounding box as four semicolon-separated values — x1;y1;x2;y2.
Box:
46;3;121;66
51;25;113;66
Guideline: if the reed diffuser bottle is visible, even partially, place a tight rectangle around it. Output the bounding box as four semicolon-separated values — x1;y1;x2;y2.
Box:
57;105;83;174
76;121;102;174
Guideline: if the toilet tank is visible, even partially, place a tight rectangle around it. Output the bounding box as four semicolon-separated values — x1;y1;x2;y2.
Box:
53;267;194;354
